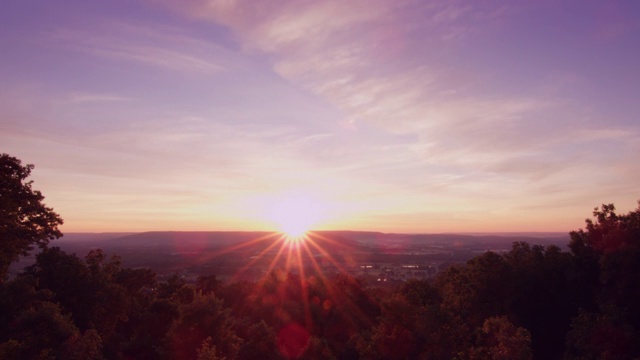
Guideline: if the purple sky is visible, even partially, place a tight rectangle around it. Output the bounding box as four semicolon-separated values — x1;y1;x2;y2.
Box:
1;0;639;233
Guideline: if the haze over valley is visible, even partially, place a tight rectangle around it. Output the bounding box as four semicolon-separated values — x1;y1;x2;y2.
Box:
10;231;569;284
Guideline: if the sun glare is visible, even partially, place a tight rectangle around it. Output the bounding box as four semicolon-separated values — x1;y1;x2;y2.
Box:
282;223;308;239
268;193;326;239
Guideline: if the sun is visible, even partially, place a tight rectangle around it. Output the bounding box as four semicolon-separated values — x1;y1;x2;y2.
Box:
268;193;325;239
281;222;309;239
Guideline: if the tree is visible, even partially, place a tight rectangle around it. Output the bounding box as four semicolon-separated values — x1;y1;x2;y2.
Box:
196;274;222;295
66;329;104;360
565;202;640;359
166;292;241;359
436;252;515;327
1;301;79;359
468;316;532;360
0;153;63;281
237;321;279;360
25;247;94;329
197;337;226;360
569;202;640;256
503;242;577;359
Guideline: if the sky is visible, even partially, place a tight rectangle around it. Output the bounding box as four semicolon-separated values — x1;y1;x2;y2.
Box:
1;0;639;234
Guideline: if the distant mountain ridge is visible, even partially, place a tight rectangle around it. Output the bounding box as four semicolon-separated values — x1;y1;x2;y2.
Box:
8;230;571;280
58;230;570;251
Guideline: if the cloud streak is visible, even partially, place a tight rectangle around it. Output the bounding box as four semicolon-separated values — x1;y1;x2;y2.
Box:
52;22;230;74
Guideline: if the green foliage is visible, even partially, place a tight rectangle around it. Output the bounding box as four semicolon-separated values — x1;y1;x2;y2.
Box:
300;336;335;360
120;297;180;359
115;266;157;294
237;321;279;360
3;301;79;359
0;339;21;359
569;202;640;256
437;251;515;327
66;329;104;360
467;316;532;360
371;294;420;359
399;278;440;307
166;292;242;359
197;337;226;360
504;242;577;359
196;274;221;295
0;153;63;281
564;202;640;360
565;309;640;360
159;273;195;303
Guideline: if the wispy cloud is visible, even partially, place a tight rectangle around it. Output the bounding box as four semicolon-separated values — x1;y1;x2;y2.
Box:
65;92;133;104
183;1;638;163
52;22;230;74
166;1;545;145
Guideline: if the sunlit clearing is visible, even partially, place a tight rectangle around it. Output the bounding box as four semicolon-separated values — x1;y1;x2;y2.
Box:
268;193;326;239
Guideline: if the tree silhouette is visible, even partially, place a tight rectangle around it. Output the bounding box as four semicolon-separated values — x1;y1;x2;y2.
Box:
565;202;640;359
0;153;63;282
